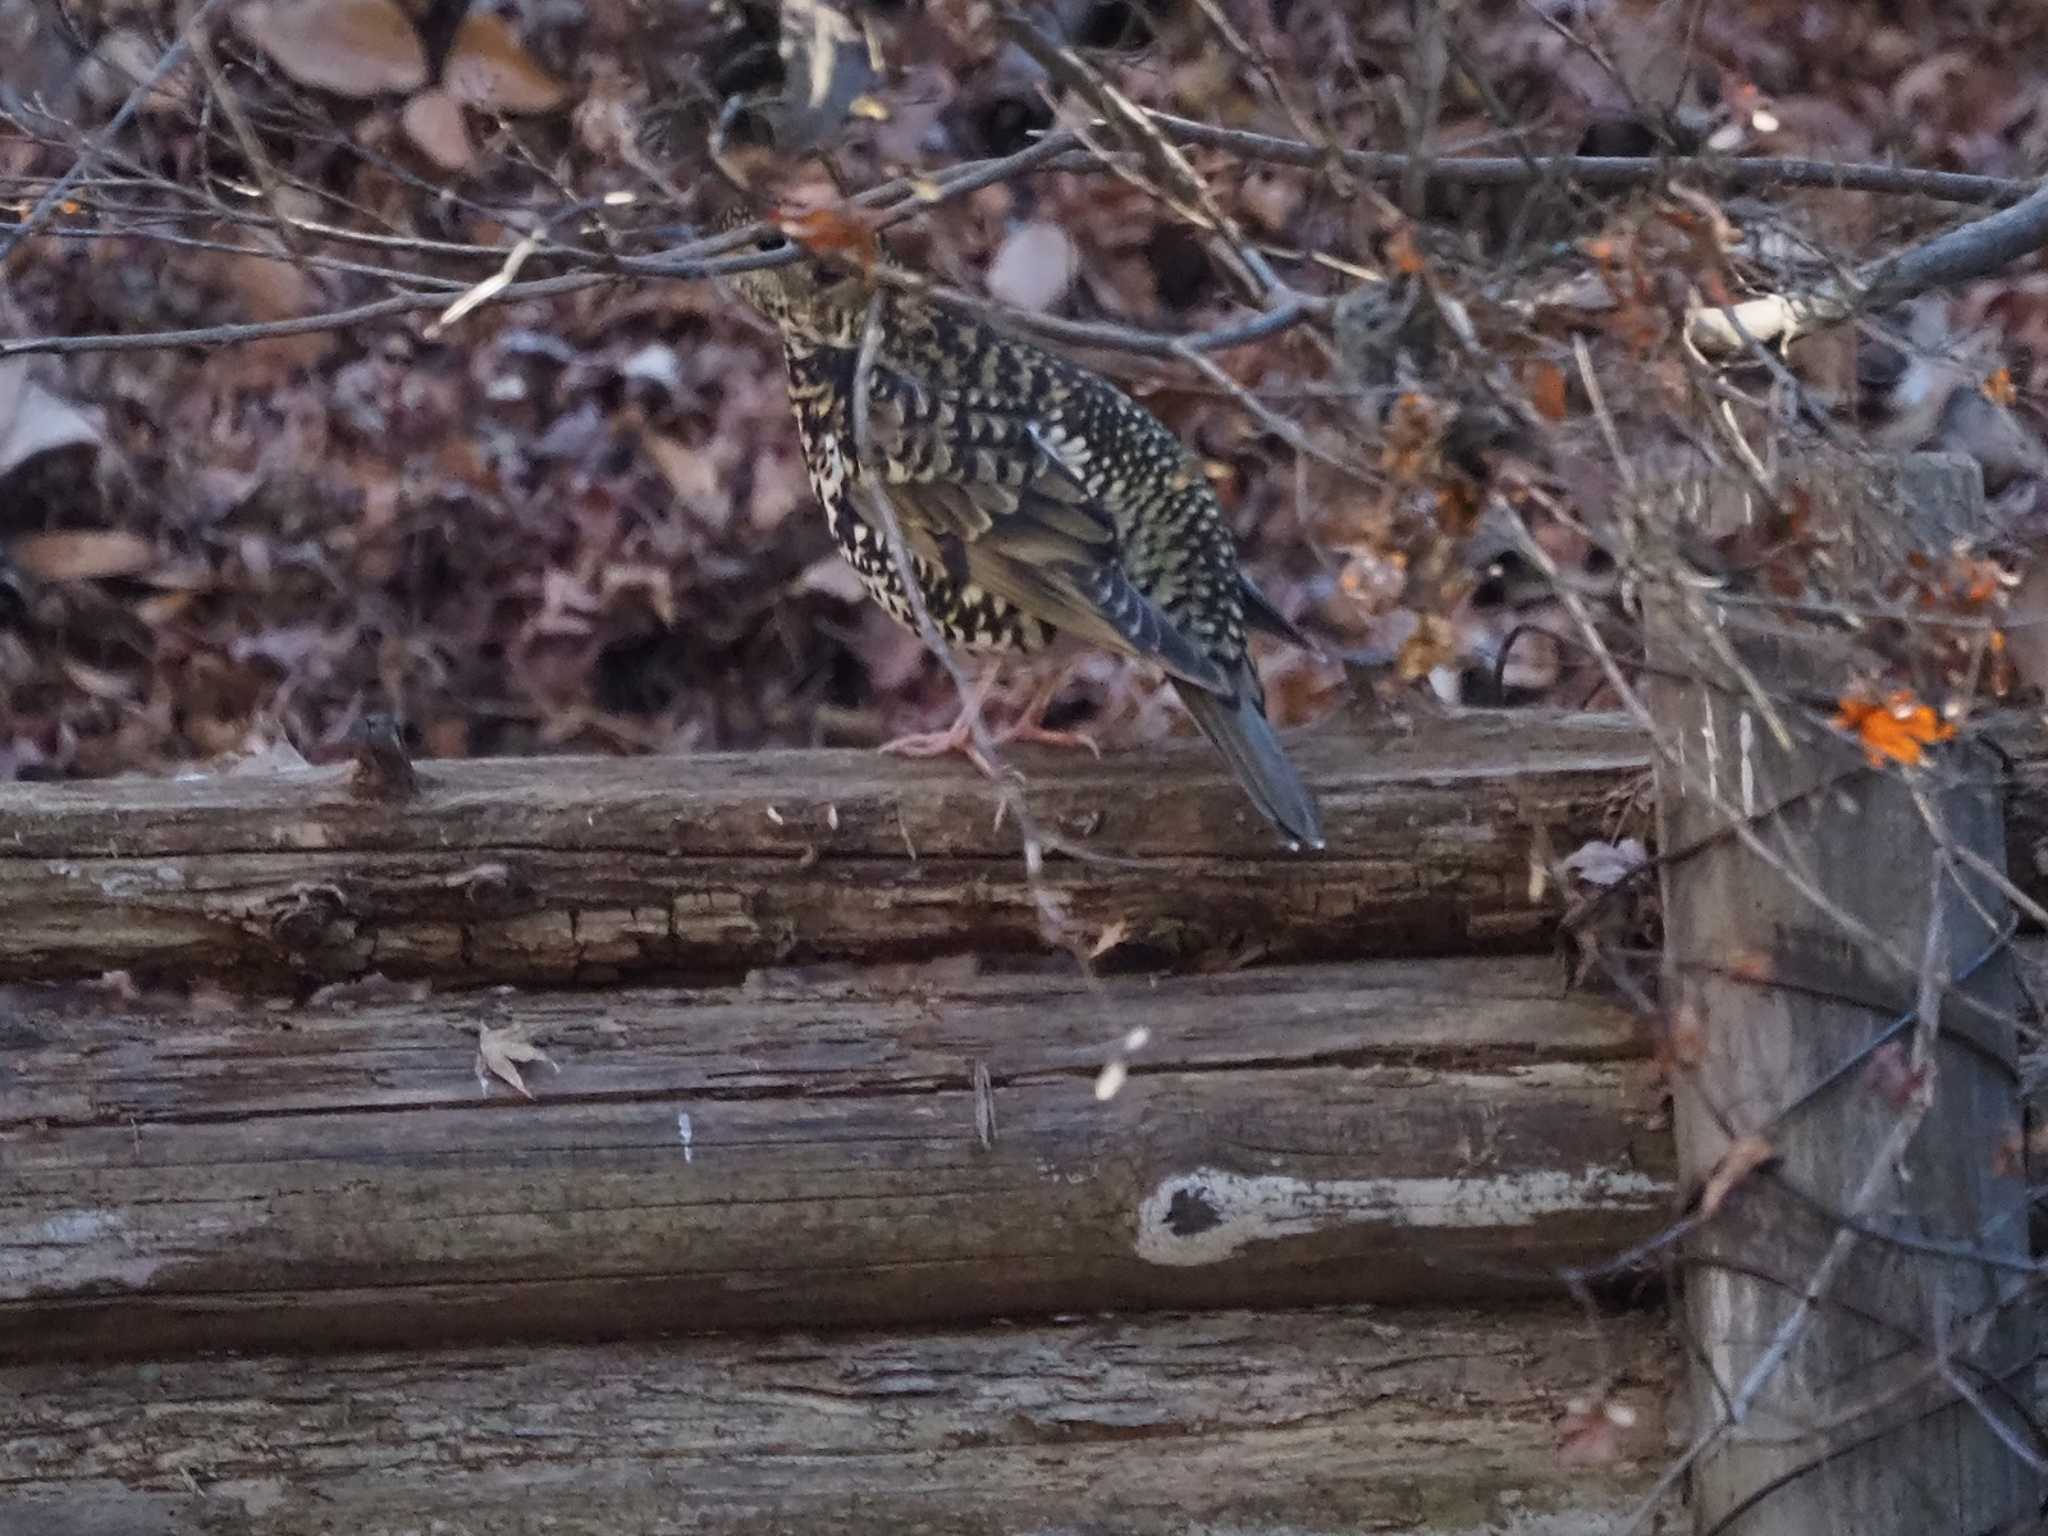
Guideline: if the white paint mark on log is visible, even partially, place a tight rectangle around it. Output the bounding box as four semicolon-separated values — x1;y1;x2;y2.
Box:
1738;710;1756;818
1700;700;1720;804
676;1111;694;1163
1133;1166;1671;1267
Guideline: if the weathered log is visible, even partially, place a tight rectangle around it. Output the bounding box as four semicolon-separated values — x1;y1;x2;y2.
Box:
0;1304;1678;1535
0;955;1673;1360
0;714;1652;983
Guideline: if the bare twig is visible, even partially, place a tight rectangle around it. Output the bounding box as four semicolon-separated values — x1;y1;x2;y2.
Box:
1690;174;2048;354
0;0;229;268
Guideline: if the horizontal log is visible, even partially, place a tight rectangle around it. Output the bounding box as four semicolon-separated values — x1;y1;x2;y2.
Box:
0;1305;1678;1535
0;713;1653;983
0;954;1673;1360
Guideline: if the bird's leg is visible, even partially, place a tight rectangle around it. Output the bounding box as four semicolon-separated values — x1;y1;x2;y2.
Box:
878;665;1005;779
991;663;1100;758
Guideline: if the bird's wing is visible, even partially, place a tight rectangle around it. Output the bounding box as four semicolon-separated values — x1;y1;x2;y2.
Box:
859;364;1232;694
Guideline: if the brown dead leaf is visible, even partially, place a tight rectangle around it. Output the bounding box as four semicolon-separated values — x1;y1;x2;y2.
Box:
1697;1133;1775;1219
60;658;138;701
233;0;427;97
401;87;475;171
642;431;723;516
10;530;153;582
1089;918;1133;959
441;11;568;113
0;360;102;477
77;27;196;115
476;1023;557;1099
1396;613;1457;682
212;248;335;372
1523;359;1569;422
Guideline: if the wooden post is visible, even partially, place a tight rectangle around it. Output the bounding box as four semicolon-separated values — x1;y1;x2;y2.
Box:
1650;455;2039;1533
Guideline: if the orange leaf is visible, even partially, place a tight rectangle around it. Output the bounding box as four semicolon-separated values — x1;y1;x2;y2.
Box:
1983;366;2017;407
1830;689;1956;766
1524;359;1568;421
1395;614;1457;682
1384;223;1425;276
776;204;882;275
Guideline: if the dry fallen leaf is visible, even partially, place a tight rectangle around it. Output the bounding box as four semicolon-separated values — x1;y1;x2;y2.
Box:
1830;688;1957;767
401;87;476;172
642;431;722;512
1563;837;1649;888
476;1023;558;1099
1089;918;1133;959
441;11;568;113
777;204;883;275
10;529;153;582
0;360;103;478
234;0;428;97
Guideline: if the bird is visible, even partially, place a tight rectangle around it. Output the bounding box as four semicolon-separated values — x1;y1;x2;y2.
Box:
726;213;1325;850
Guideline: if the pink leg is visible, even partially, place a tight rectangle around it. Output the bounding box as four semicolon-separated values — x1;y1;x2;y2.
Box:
992;667;1100;758
879;668;1005;779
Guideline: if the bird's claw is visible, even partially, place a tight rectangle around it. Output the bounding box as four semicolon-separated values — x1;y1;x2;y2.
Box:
994;720;1101;758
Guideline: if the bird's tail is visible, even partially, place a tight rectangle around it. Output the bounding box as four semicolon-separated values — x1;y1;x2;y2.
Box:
1178;683;1325;851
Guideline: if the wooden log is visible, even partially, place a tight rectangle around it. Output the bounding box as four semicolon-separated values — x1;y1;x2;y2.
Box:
1648;456;2040;1533
0;955;1674;1360
0;714;1650;984
0;1304;1679;1535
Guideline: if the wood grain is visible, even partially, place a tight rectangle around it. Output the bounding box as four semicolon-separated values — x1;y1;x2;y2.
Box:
0;955;1673;1360
0;713;1653;983
1650;457;2041;1534
0;1304;1678;1535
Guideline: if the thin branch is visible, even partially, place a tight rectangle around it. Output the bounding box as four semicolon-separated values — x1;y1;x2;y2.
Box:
0;0;229;268
1690;173;2048;354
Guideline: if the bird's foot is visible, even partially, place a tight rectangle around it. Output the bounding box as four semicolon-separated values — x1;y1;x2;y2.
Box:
878;719;1001;780
992;718;1101;757
987;667;1099;757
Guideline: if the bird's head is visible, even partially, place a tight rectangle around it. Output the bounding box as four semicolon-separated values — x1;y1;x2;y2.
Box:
713;203;872;348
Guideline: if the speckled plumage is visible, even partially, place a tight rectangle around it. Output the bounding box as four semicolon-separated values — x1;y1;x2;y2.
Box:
733;246;1324;849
